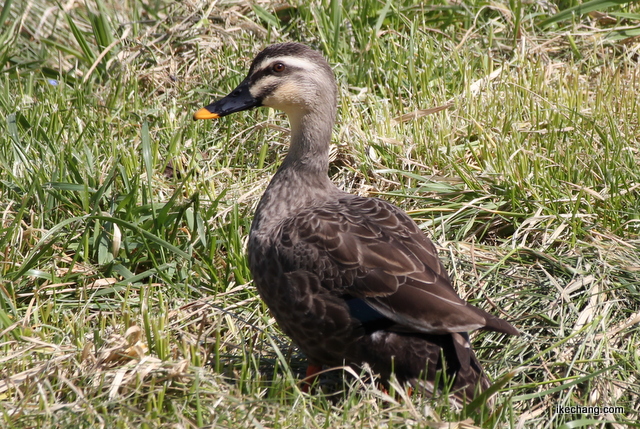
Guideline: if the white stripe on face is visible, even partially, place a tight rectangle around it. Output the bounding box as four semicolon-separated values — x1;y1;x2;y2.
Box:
248;75;279;98
255;56;317;73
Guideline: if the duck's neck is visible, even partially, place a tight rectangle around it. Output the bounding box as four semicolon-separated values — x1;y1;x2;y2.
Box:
279;106;334;177
251;106;339;236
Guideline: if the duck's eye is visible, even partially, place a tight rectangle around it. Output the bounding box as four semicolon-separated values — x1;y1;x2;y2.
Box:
272;63;286;73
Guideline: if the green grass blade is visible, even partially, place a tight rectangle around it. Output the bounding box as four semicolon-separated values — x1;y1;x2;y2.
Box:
64;12;97;64
540;0;632;27
253;4;279;29
0;0;14;26
91;215;192;260
374;0;393;34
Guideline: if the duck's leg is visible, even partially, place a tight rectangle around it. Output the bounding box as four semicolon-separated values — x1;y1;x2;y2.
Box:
378;383;414;397
301;364;323;392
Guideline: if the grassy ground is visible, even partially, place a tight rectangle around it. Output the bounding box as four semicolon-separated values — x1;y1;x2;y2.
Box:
1;0;640;427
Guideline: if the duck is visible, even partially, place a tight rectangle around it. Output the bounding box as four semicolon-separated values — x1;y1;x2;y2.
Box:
194;42;519;404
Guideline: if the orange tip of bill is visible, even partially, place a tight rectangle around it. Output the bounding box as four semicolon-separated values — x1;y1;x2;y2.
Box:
193;107;220;120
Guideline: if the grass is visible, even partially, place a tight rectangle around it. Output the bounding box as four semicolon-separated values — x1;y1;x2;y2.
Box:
1;0;639;427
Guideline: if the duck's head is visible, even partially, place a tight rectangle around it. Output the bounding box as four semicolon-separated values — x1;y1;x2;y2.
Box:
194;43;337;122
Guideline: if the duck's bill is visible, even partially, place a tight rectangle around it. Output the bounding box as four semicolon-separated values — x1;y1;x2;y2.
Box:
193;78;260;120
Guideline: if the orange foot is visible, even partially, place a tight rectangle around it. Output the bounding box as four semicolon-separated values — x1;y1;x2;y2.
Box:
379;384;414;398
301;364;323;393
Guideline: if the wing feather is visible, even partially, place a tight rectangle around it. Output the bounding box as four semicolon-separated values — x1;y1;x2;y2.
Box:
279;195;518;336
